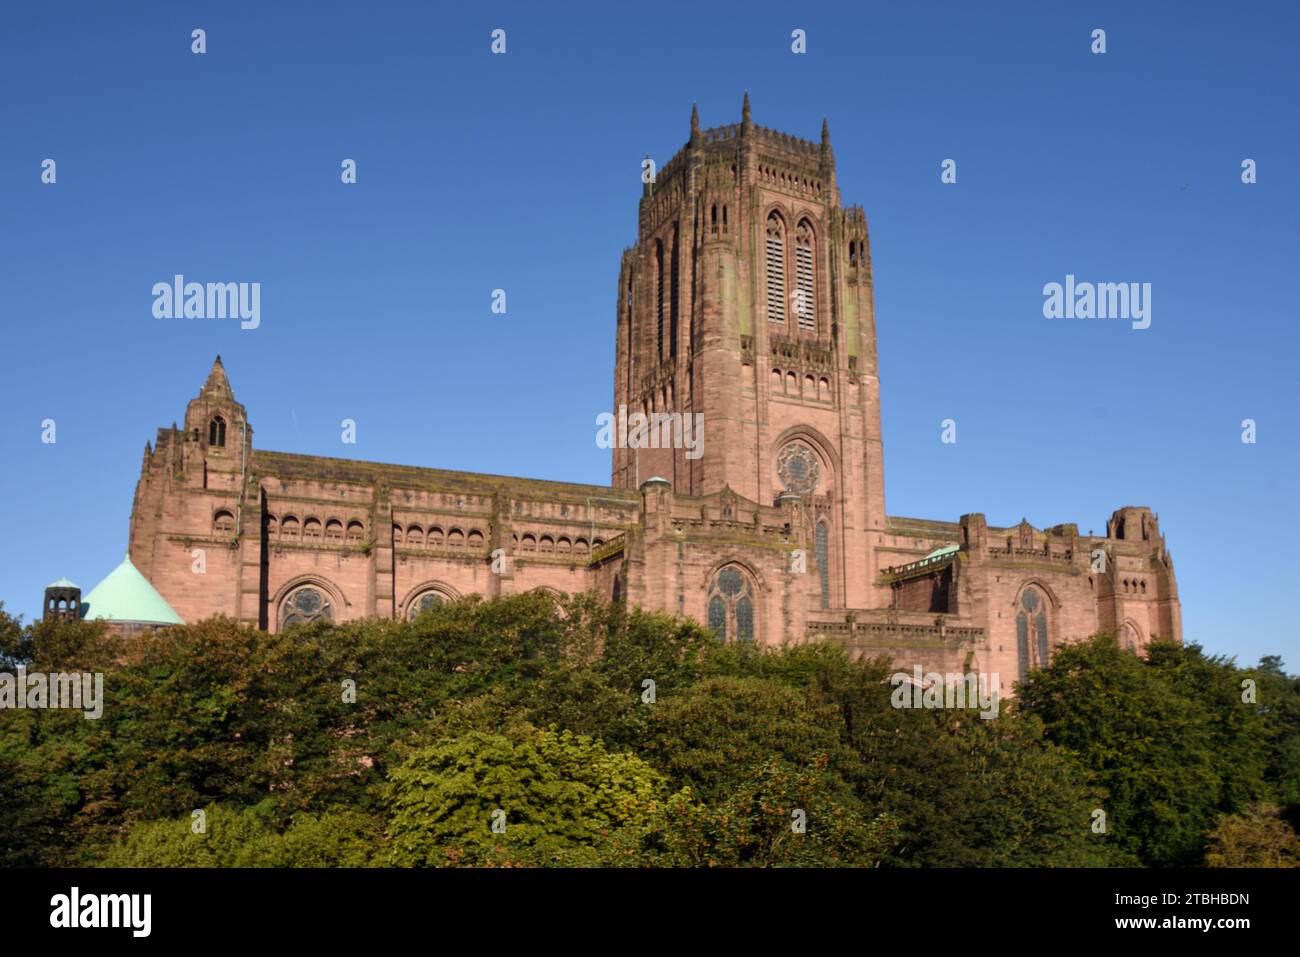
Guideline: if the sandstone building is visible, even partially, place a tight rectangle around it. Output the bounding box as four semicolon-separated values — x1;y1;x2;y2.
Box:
86;99;1182;691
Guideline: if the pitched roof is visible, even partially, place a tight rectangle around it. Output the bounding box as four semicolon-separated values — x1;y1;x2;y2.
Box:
82;556;184;625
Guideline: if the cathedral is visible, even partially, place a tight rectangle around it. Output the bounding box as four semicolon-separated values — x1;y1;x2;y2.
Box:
56;98;1182;692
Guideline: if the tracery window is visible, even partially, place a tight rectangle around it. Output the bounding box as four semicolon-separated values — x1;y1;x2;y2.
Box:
209;416;226;447
777;442;821;495
706;565;756;642
1016;586;1050;677
815;521;830;608
408;590;445;621
794;220;815;332
281;585;332;628
765;213;786;324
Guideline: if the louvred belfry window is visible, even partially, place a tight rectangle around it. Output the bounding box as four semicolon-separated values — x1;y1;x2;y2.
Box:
766;213;785;324
795;221;815;332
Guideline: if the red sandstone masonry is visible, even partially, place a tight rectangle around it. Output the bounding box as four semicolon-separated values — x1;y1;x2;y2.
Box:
125;104;1180;690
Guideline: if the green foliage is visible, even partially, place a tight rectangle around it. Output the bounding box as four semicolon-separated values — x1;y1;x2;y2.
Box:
1016;636;1286;866
1204;804;1300;867
387;727;665;866
3;590;1295;867
104;802;385;867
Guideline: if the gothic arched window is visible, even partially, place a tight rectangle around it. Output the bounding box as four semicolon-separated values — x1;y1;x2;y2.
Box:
281;585;333;628
407;590;445;621
706;565;756;642
765;213;786;324
209;415;226;447
670;222;680;359
815;521;830;608
655;238;666;360
795;220;816;332
1016;586;1050;677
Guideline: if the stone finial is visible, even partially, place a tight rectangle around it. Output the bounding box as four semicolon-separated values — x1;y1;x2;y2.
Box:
741;91;752;128
690;102;700;142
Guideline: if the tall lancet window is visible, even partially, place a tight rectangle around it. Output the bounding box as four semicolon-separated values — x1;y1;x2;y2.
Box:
209;415;226;447
655;238;665;361
1016;587;1050;678
795;220;816;332
815;521;830;608
765;213;786;324
670;222;680;359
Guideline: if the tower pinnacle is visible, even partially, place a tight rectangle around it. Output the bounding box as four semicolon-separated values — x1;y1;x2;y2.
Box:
202;354;232;398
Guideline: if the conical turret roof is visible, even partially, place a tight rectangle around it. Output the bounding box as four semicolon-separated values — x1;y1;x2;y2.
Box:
82;556;184;625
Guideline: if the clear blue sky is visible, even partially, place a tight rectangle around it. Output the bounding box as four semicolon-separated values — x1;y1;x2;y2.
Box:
1;1;1296;668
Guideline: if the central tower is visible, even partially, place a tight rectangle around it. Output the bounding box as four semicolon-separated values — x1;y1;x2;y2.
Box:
611;96;887;609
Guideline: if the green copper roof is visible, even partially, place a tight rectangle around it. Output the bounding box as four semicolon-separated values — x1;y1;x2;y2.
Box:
82;556;184;625
924;544;961;560
46;577;79;589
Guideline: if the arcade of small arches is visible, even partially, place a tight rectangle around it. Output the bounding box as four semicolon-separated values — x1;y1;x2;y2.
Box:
513;533;606;559
393;524;486;551
262;514;368;546
771;368;832;402
249;512;614;560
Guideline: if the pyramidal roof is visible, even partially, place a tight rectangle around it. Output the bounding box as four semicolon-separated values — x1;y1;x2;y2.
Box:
201;354;233;400
82;556;184;625
46;577;79;589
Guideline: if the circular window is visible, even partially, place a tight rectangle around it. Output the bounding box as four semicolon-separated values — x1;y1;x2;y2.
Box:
777;442;820;495
281;586;332;627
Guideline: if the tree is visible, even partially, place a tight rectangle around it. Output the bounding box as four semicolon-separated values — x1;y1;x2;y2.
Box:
386;727;666;866
1205;804;1300;867
1017;636;1233;866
